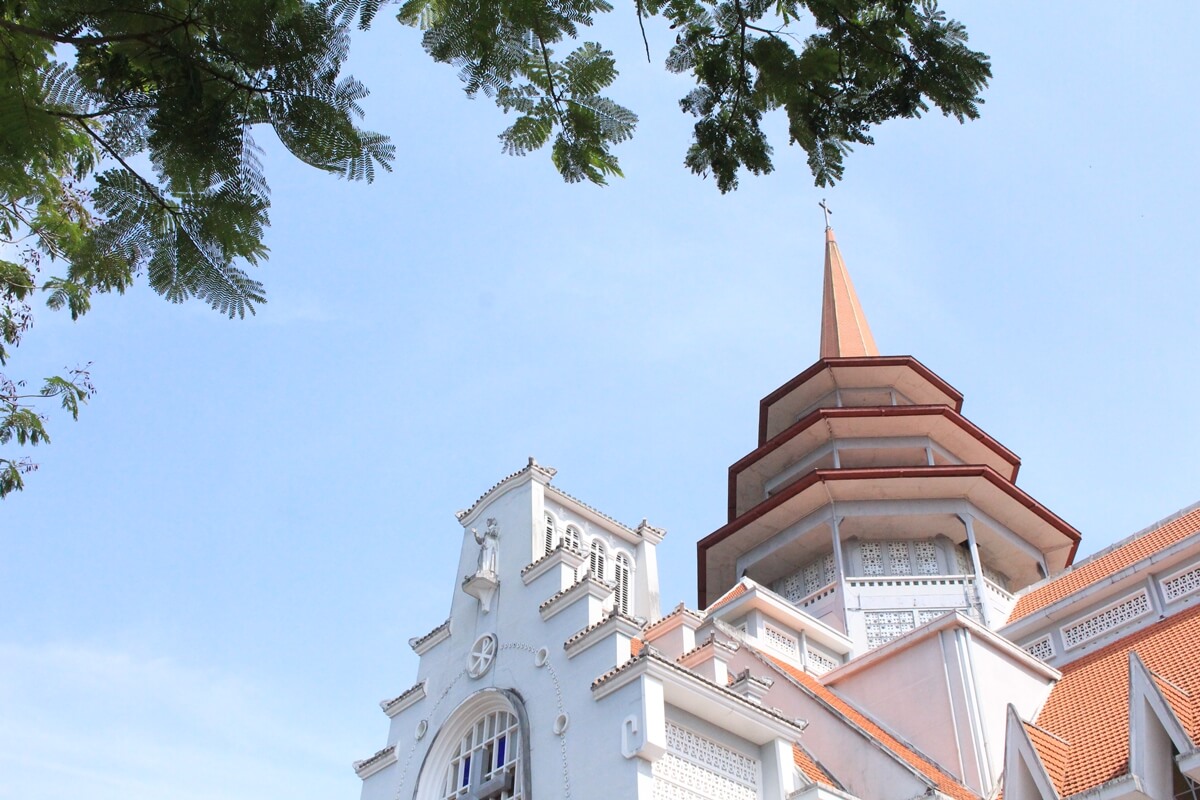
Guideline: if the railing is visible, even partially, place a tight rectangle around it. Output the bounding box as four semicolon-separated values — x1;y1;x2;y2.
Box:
983;577;1016;622
780;574;1015;629
795;582;838;608
844;573;1014;627
847;574;973;590
779;581;840;622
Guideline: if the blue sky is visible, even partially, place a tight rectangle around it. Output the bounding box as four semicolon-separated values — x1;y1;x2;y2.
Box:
3;3;1199;799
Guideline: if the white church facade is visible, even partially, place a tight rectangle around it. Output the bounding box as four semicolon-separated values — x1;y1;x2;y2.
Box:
354;229;1200;800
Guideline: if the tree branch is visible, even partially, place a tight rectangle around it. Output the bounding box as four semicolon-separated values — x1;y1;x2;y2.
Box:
73;121;179;218
0;17;187;46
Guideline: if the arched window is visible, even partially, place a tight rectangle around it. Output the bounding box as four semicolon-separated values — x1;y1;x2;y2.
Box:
589;539;607;582
542;513;557;558
614;553;632;615
563;525;582;553
416;689;530;800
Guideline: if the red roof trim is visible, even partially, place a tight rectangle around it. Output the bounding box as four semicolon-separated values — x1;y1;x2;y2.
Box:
756;356;965;445
697;465;1081;606
728;404;1023;521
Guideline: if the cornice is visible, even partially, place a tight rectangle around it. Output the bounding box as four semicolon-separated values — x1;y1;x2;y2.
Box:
380;679;427;717
353;744;397;779
591;648;807;743
538;574;614;621
456;457;557;526
408;619;451;655
521;541;587;585
564;612;643;659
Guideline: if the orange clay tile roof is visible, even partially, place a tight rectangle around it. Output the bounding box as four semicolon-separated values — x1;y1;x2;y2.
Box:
706;581;749;613
1022;722;1070;795
1010;505;1200;621
762;652;978;800
1032;602;1200;796
793;742;840;789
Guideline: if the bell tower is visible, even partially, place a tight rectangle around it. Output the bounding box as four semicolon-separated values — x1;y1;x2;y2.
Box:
698;228;1081;653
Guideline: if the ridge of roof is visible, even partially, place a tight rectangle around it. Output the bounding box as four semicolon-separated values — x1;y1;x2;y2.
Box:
1150;671;1199;741
640;603;705;639
545;482;638;535
455;457;558;523
1022;721;1070;796
1010;503;1200;621
794;741;842;790
705;579;750;613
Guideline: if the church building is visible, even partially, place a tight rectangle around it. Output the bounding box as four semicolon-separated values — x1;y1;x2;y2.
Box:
354;227;1200;800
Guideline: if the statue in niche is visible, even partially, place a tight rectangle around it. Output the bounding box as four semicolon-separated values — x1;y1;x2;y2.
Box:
474;518;500;575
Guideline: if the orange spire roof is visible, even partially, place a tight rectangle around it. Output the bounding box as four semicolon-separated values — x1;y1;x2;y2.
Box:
819;227;879;358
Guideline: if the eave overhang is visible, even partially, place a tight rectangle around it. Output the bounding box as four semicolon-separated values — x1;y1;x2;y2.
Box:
731;405;1022;519
697;466;1082;607
705;578;854;655
758;357;964;444
823;611;1060;686
593;650;807;745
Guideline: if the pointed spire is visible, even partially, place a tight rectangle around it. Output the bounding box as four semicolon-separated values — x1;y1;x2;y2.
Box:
819;226;879;359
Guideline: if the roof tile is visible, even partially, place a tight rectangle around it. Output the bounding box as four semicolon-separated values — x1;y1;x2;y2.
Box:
706;581;749;613
1033;602;1200;796
794;741;840;790
1022;722;1070;795
1011;505;1200;621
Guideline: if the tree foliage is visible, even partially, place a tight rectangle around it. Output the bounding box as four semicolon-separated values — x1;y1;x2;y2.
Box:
0;0;393;497
0;0;989;497
400;0;991;190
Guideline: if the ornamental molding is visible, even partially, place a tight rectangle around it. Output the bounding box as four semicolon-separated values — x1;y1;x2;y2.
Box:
563;612;643;659
636;518;667;544
467;633;498;679
456;457;558;526
353;744;397;779
640;603;705;642
543;484;641;544
409;620;451;655
381;679;427;717
538;574;614;621
591;648;806;744
521;542;587;585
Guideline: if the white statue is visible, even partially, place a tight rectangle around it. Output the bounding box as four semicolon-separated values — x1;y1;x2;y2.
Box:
474;518;500;575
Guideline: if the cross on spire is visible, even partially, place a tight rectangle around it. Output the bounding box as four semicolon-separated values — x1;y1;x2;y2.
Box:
819;198;832;230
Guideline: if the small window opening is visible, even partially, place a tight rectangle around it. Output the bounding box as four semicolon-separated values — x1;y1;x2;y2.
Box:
543;513;556;557
614;553;632;615
589;540;607;582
